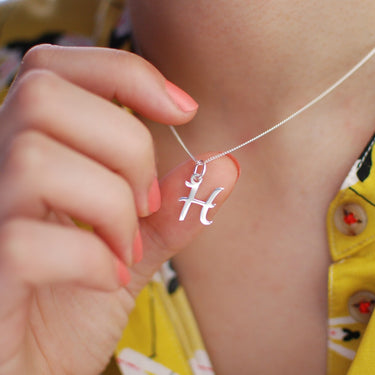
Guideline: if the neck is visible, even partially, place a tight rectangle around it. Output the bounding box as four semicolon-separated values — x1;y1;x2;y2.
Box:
129;5;375;372
130;0;375;187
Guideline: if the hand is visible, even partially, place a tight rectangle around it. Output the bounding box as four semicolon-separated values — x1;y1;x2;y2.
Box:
0;45;239;375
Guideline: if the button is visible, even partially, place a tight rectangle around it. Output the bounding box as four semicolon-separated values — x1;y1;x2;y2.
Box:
334;203;367;236
348;291;375;323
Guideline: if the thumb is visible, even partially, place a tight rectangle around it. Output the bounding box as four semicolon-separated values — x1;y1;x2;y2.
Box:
128;153;240;295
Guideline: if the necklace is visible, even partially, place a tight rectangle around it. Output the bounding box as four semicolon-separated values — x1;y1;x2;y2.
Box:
171;47;375;225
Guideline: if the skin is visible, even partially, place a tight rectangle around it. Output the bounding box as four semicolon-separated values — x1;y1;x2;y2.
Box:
0;46;238;375
128;1;375;374
0;1;375;374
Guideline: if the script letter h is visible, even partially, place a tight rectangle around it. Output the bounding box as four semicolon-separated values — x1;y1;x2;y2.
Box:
179;178;224;225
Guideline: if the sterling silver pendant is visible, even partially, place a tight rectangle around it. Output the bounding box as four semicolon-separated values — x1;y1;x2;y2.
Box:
178;160;224;225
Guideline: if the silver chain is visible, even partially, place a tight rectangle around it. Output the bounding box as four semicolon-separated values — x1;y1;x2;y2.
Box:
170;46;375;165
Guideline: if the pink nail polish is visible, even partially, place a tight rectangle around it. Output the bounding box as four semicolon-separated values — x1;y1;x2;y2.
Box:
117;260;130;286
148;177;161;213
133;230;143;264
226;154;241;181
165;80;198;112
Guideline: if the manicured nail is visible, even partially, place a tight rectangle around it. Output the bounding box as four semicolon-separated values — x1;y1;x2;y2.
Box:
226;154;241;181
165;80;199;112
148;177;161;213
133;229;143;264
117;260;131;286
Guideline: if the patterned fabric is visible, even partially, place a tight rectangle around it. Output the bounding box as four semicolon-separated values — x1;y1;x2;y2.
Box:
115;262;213;375
327;134;375;375
1;1;375;374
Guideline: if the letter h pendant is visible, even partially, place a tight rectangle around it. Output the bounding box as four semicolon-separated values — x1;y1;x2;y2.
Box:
178;161;224;225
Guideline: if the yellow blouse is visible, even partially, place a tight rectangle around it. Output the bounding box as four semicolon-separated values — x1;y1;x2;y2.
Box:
1;1;375;374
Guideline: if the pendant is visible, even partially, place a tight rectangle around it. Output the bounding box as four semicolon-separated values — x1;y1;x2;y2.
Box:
178;160;224;225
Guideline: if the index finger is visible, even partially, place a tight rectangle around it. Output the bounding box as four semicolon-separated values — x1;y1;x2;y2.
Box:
16;45;198;125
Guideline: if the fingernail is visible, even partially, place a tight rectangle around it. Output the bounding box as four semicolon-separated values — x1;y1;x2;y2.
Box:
226;154;241;181
165;80;198;112
133;229;143;264
148;177;161;213
117;260;131;286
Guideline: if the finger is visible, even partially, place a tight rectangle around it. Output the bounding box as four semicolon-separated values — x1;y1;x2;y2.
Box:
3;69;159;216
15;44;198;125
0;218;129;295
0;130;138;265
128;153;240;295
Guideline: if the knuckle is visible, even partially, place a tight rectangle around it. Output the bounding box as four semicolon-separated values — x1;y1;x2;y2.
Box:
0;220;27;274
22;44;54;70
133;125;154;162
113;49;160;78
112;49;138;67
14;69;57;127
110;49;135;75
6;130;47;177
